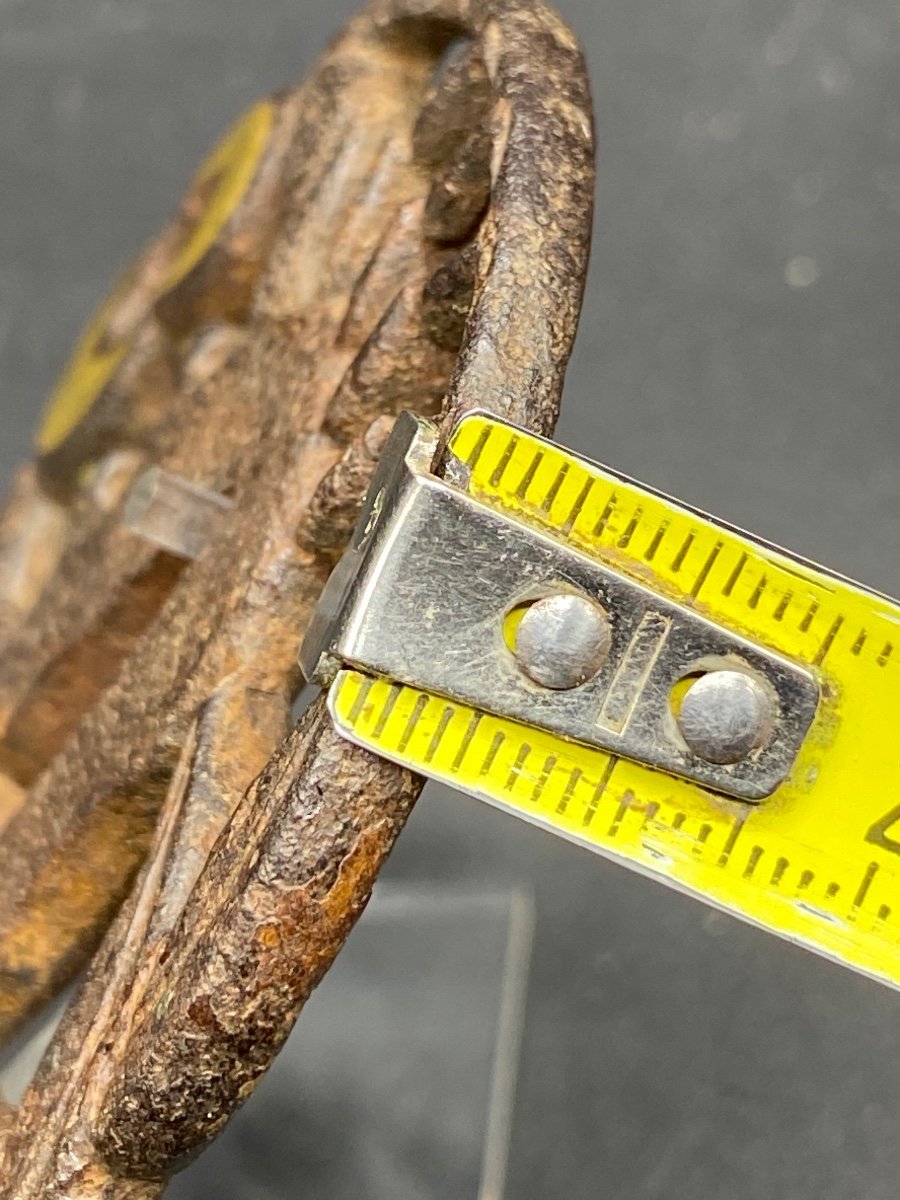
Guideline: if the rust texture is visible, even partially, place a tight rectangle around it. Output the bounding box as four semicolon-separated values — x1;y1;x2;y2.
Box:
0;0;594;1193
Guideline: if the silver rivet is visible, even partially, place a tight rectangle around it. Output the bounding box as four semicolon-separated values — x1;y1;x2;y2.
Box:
676;670;773;764
514;594;611;690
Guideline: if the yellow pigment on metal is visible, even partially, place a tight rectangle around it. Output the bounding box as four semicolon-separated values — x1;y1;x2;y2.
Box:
37;100;274;454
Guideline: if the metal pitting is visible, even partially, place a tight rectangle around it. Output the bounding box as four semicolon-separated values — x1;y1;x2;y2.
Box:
301;412;820;802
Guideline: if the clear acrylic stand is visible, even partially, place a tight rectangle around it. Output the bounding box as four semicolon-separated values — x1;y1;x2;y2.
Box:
171;886;533;1200
1;886;533;1200
0;989;69;1108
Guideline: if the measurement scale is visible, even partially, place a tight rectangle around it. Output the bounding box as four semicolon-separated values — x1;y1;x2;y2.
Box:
302;409;900;990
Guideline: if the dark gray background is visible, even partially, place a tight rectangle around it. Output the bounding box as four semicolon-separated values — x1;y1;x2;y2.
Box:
2;1;900;1196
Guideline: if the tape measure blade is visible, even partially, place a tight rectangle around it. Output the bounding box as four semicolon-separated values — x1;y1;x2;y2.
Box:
328;411;900;990
453;414;900;979
329;668;900;992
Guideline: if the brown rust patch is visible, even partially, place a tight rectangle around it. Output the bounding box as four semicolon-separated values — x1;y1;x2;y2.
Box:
0;0;594;1193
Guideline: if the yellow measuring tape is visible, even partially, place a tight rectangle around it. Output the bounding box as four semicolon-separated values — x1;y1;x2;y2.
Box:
327;412;900;989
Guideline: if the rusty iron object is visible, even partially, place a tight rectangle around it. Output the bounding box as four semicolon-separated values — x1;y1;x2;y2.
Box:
0;0;594;1193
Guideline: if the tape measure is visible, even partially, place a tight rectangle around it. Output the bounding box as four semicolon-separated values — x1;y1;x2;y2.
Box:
302;410;900;991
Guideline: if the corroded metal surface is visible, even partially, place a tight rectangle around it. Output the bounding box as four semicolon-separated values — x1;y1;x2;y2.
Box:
0;0;594;1193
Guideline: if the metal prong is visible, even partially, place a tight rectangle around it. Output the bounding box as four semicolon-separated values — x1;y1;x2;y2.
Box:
123;468;234;560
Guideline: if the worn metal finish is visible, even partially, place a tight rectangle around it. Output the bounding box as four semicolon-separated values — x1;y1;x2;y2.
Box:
0;0;594;1194
676;669;774;765
514;593;612;690
301;413;819;801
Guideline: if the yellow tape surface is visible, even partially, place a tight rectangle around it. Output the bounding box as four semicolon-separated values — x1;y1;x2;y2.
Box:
330;414;900;988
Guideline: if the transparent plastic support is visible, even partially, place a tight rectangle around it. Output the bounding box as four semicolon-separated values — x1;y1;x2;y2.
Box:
0;886;533;1198
170;886;533;1200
